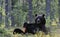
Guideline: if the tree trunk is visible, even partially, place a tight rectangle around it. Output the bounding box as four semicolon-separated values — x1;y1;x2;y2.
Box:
46;0;51;19
5;0;9;28
0;0;2;24
58;0;60;23
11;0;15;27
50;0;55;21
27;0;33;23
46;0;51;31
5;0;12;27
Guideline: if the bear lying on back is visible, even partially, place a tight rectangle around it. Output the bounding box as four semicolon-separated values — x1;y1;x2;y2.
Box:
13;14;47;34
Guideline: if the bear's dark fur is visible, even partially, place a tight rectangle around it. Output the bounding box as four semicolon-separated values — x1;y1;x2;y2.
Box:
13;14;47;34
13;28;25;34
13;23;36;34
35;14;47;34
23;22;36;34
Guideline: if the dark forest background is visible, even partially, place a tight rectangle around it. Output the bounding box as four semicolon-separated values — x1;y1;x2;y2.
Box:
0;0;60;37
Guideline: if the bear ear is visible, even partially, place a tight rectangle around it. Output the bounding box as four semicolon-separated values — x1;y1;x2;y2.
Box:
42;14;45;17
35;14;37;17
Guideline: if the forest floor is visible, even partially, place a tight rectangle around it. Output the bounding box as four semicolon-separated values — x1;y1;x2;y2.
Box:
0;27;59;37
